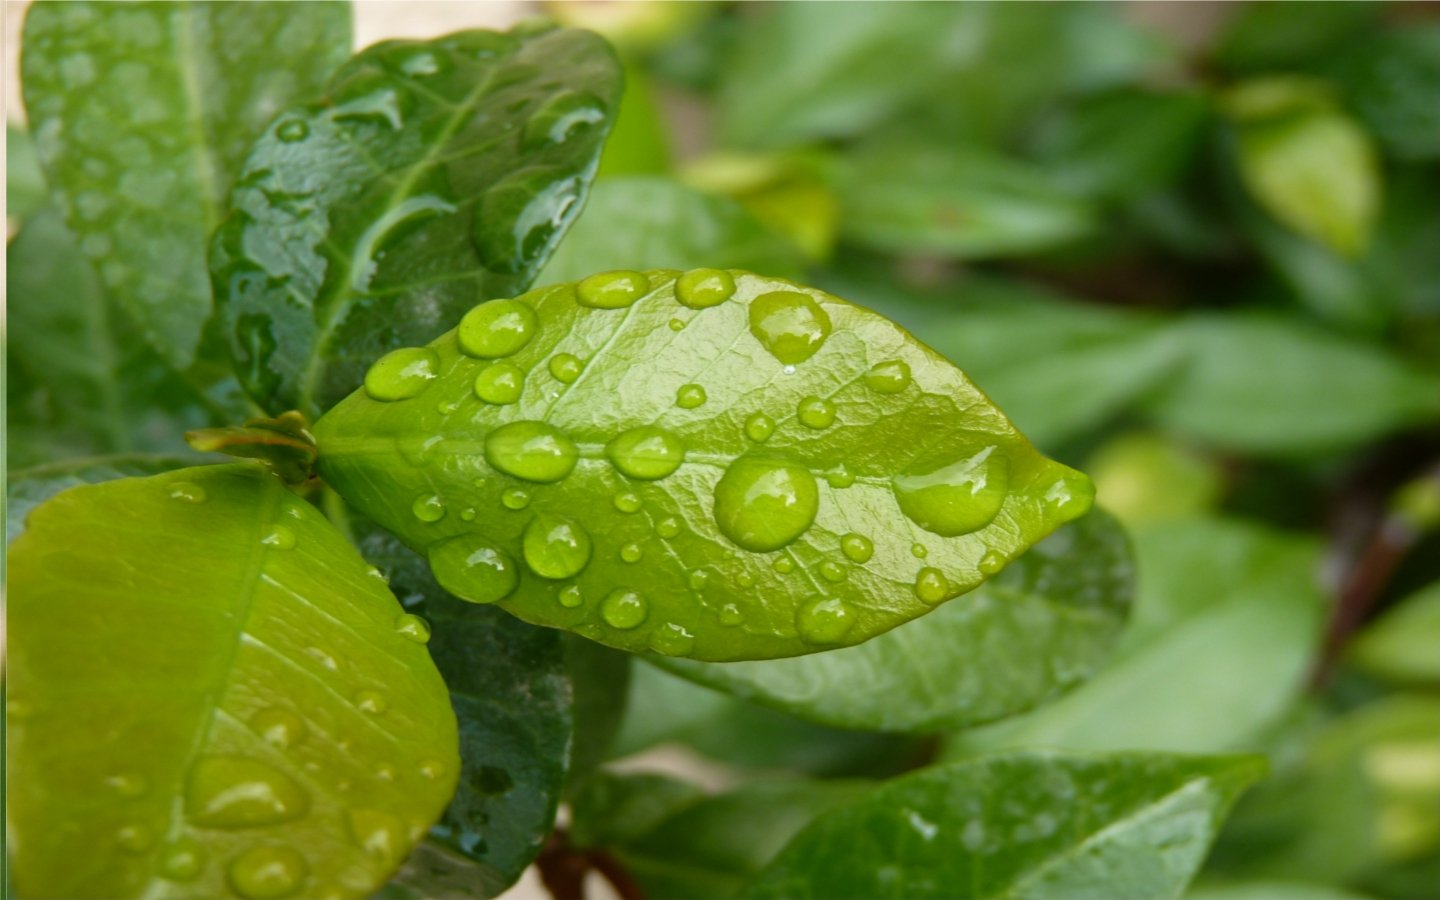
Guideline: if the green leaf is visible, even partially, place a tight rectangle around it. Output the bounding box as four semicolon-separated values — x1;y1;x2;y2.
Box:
210;24;623;417
1086;432;1224;527
6;464;459;899
6;453;201;545
1214;2;1381;73
6;124;47;220
596;59;672;177
350;519;571;896
538;176;804;285
746;751;1266;900
1185;882;1369;900
1347;582;1440;684
1325;26;1440;162
836;142;1097;259
658;509;1132;733
947;517;1323;756
371;839;496;900
565;636;632;787
313;270;1093;661
21;0;353;368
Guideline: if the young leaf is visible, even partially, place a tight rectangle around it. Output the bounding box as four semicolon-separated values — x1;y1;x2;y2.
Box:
20;0;353;368
658;509;1132;733
313;270;1093;661
746;752;1266;900
210;24;623;417
187;410;319;484
5;453;201;545
1346;582;1440;685
6;464;459;899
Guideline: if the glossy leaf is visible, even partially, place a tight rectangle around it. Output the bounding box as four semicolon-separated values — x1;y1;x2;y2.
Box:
5;453;201;545
947;517;1322;756
21;0;353;368
211;24;623;417
350;518;571;896
6;464;459;899
659;509;1133;733
314;270;1094;661
538;176;804;285
746;752;1266;900
1346;582;1440;684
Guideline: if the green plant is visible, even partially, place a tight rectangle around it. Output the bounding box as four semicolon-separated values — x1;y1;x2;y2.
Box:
8;3;1439;900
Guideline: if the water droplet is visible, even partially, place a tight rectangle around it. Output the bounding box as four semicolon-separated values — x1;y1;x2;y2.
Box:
522;90;606;150
260;525;296;550
355;690;387;715
549;352;583;383
613;492;642;513
825;463;856;488
916;567;950;604
374;763;398;782
501;487;531;510
841;534;874;563
484;421;578;483
458;298;538;358
773;556;795;574
893;447;1009;536
676;268;736;309
419;760;447;780
160;839;204;881
744;412;776;443
474;362;525;404
657;517;681;538
649;623;695;656
429;533;519;605
249;708;307;750
714;457;820;552
364;346;439;401
169;481;207;503
1044;472;1094;522
412;492;446;523
227;844;307;899
797;396;836;429
105;772;149;797
522;514;592;579
607;426;685;480
559;585;584;608
576;270;649;309
459;507;477;522
305;646;339;671
437;398;461;415
399;50;448;77
668;317;686;331
737;571;756;588
601;589;647;629
620;543;643;563
116;822;154;852
185;757;309;828
276;119;309;142
718;603;744;626
676;384;707;409
796;597;854;644
819;560;847;582
749;290;831;365
865;360;912;394
687;570;710;591
911;543;929;559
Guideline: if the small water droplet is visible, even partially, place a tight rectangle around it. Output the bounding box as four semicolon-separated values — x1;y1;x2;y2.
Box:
168;481;207;503
484;421;578;483
676;384;707;409
474;362;525;404
649;622;695;656
607;426;685;480
227;844;307;899
796;597;853;644
399;49;449;78
737;571;756;588
366;566;389;584
185;757;309;828
549;352;583;383
276;119;309;142
116;822;154;853
620;543;643;563
522;514;592;579
501;487;532;510
819;560;847;583
576;270;649;309
159;839;204;881
260;524;296;550
744;412;776;443
436;398;461;415
374;763;398;782
668;317;686;331
656;517;681;538
364;346;439;401
718;603;744;626
355;690;387;715
305;646;339;671
460;507;477;522
865;360;912;394
419;760;447;780
1044;472;1094;522
349;809;407;864
687;570;710;591
979;549;1005;575
841;534;874;563
429;534;519;605
613;492;642;513
675;268;735;309
749;290;831;365
714;456;819;552
911;543;929;559
825;463;856;489
105;772;149;797
250;708;307;749
893;447;1009;537
773;556;795;574
559;584;584;608
458;298;538;359
411;492;446;523
601;589;647;629
915;567;949;604
797;396;836;429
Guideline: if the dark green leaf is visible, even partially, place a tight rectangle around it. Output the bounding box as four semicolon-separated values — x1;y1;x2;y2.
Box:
947;517;1323;755
1347;582;1440;685
21;0;353;367
1214;2;1380;73
746;751;1265;900
659;509;1132;733
350;519;571;896
5;453;201;545
314;270;1093;660
6;124;47;220
1325;26;1440;161
211;25;623;416
6;464;458;899
371;839;495;900
565;636;632;787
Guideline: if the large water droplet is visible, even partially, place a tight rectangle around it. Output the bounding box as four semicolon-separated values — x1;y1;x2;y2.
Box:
841;533;874;563
601;589;647;629
260;525;296;550
348;809;407;865
549;352;583;383
458;298;537;359
676;384;707;409
412;492;446;523
364;347;439;401
675;268;735;309
797;396;836;429
748;291;831;365
249;708;307;750
159;839;204;881
484;421;578;483
892;447;1009;537
395;613;431;643
915;567;949;604
185;757;309;828
796;597;854;644
576;270;649;309
714;457;819;552
744;412;776;443
649;623;695;656
169;481;207;503
523;90;606;150
227;845;307;899
474;362;525;404
522;514;592;579
606;426;685;480
429;534;519;605
865;360;912;394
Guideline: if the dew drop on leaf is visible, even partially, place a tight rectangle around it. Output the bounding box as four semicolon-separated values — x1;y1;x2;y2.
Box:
159;839;204;882
892;447;1009;537
687;570;710;591
840;533;874;563
419;760;447;780
606;425;685;480
773;556;796;574
748;290;831;365
483;421;578;483
649;622;696;656
355;690;388;715
978;549;1005;575
168;481;207;503
104;772;149;797
398;49;448;77
675;267;736;309
559;584;584;608
501;487;531;510
394;613;431;644
249;708;307;750
184;757;309;828
796;596;853;644
613;491;642;513
676;383;707;409
348;809;406;865
620;543;643;563
864;359;912;394
915;567;950;604
576;269;649;309
411;492;446;523
819;560;847;583
522;514;592;579
548;352;583;383
363;347;439;401
473;362;525;405
911;543;929;559
744;411;776;443
115;823;154;853
600;589;647;629
825;463;856;489
656;517;681;538
797;396;836;429
429;533;519;605
275;119;309;143
226;844;307;900
458;298;538;359
718;603;744;626
260;524;296;550
713;456;819;552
